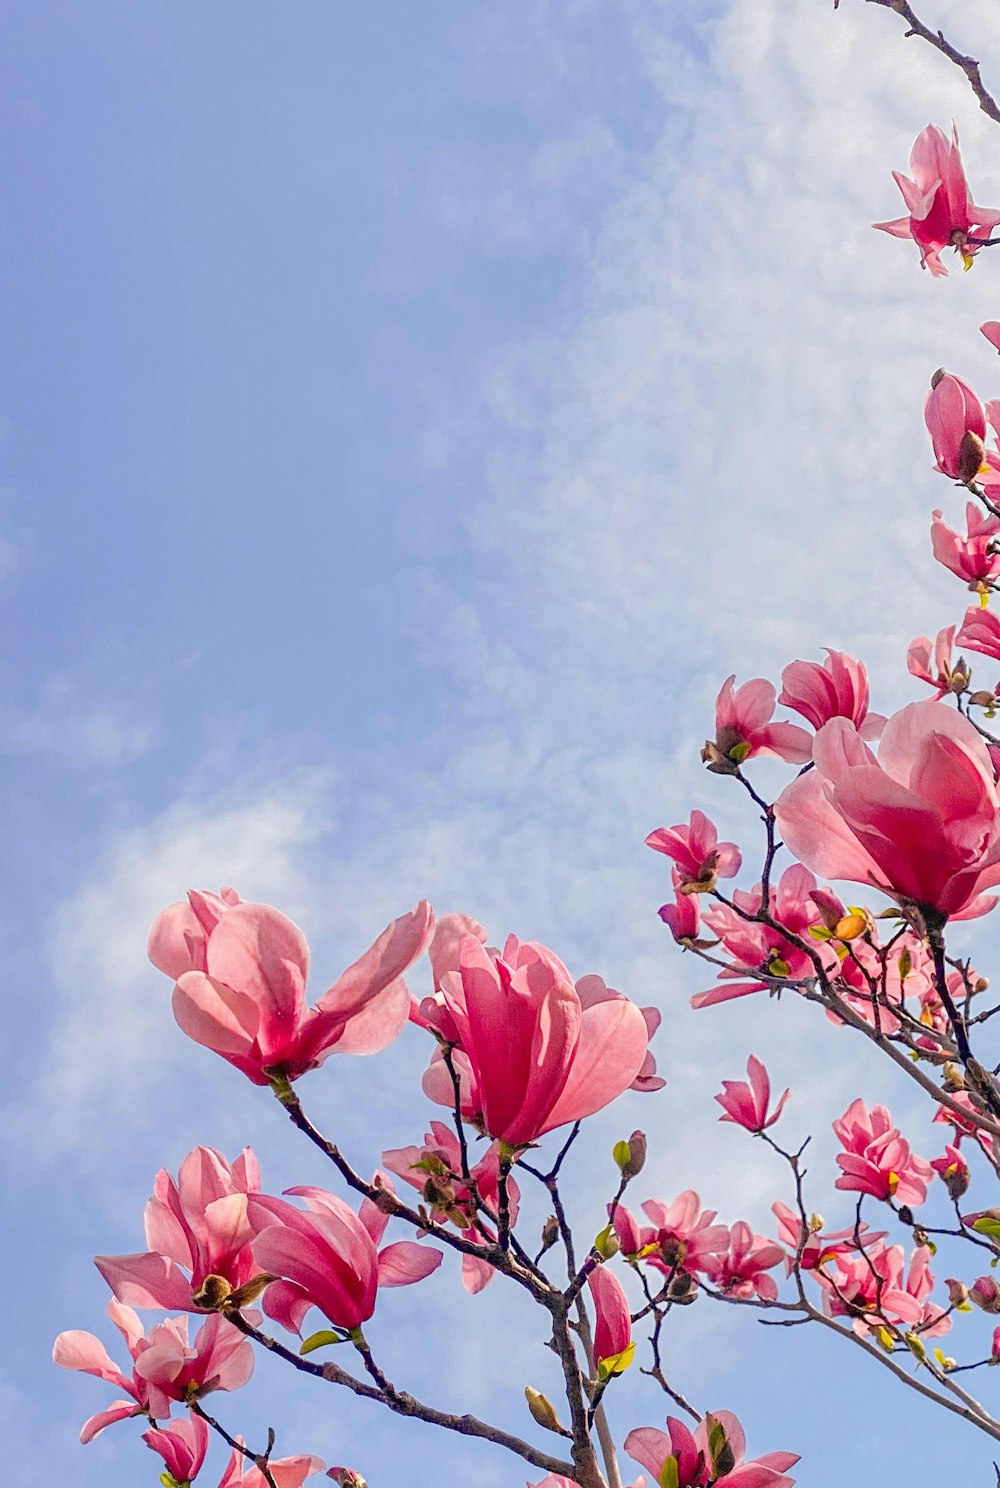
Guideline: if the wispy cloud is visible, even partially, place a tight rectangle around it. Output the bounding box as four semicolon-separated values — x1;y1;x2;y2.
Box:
0;675;149;767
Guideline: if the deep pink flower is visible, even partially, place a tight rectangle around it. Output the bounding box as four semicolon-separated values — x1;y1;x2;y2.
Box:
658;887;702;943
639;1192;730;1278
587;1266;633;1373
930;1143;970;1200
935;1090;998;1155
704;677;811;772
715;1055;789;1133
924;373;999;482
611;1203;644;1258
970;1275;1000;1313
248;1182;441;1335
218;1443;325;1488
779;650;884;741
419;934;650;1147
771;1202;885;1275
144;1413;209;1484
625;1409;798;1487
907;626;958;696
96;1147;263;1312
705;1222;785;1303
381;1121;520;1293
774;701;1000;919
874;124;1000;276
645;810;742;891
693;865;835;1008
833;1098;932;1206
54;1303;253;1438
931;503;1000;588
150;893;434;1084
957;603;1000;663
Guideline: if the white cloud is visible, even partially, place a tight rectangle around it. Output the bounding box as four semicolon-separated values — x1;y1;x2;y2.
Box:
0;675;150;767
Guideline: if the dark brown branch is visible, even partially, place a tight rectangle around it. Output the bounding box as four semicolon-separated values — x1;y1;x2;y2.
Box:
855;1;1000;124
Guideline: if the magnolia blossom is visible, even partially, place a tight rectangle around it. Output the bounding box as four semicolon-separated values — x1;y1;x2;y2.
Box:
150;890;434;1084
625;1409;798;1488
639;1192;730;1279
779;650;884;740
931;1144;970;1201
419;933;651;1147
96;1146;263;1312
874;123;1000;276
775;701;1000;919
587;1265;633;1374
715;1055;789;1133
818;1242;949;1339
658;887;702;944
704;1223;785;1303
702;676;811;773
957;603;1000;663
249;1182;441;1334
907;626;960;697
144;1413;209;1485
833;1099;933;1206
645;810;742;892
984;322;1000;354
381;1121;520;1293
217;1444;325;1488
771;1202;885;1275
931;503;1000;588
54;1303;253;1440
924;372;1000;483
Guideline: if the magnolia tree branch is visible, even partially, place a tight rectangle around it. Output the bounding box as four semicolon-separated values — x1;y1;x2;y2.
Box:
189;1403;280;1488
852;0;1000;124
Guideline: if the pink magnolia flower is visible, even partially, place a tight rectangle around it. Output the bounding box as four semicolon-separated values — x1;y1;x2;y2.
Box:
96;1147;263;1312
935;1090;998;1156
833;1098;933;1206
144;1413;210;1485
658;887;703;944
817;1242;921;1334
693;865;835;1008
419;934;651;1148
771;1202;885;1275
907;625;959;696
970;1275;1000;1313
874;123;1000;276
715;1055;789;1133
639;1192;731;1279
625;1410;799;1487
924;372;1000;483
248;1181;442;1335
774;701;1000;919
957;603;1000;662
931;503;1000;588
705;1222;785;1303
150;892;434;1085
645;810;742;892
587;1265;633;1374
984;322;1000;354
611;1202;644;1258
381;1122;520;1294
54;1303;253;1439
779;650;884;741
703;676;811;772
218;1443;325;1488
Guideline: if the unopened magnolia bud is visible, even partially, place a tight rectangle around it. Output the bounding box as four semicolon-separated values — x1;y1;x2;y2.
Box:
613;1131;647;1180
976;976;991;994
525;1386;567;1435
943;1063;966;1091
897;1205;914;1227
228;1273;276;1308
594;1225;620;1260
666;1271;697;1304
930;367;947;390
971;1275;1000;1313
959;430;988;485
540;1215;559;1252
191;1274;232;1311
970;690;998;708
949;659;972;694
946;1278;969;1307
327;1469;367;1487
833;912;866;941
808;1213;824;1233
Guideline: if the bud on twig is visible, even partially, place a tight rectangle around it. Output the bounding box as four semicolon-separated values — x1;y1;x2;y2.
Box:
613;1131;647;1180
524;1386;570;1437
958;430;988;486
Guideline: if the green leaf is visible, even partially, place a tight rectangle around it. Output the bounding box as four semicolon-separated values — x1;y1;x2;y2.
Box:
613;1140;632;1171
300;1330;346;1356
972;1217;1000;1239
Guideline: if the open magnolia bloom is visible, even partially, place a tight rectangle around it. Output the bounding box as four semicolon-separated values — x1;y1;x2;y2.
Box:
874;123;1000;276
774;700;1000;920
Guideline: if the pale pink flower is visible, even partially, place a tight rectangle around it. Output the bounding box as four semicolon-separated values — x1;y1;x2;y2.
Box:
218;1443;325;1487
907;626;958;696
645;810;742;891
625;1409;798;1487
779;650;884;741
957;603;1000;662
144;1413;209;1484
775;702;1000;919
931;503;1000;588
833;1098;932;1206
874;123;1000;276
704;676;811;772
418;934;651;1147
817;1242;926;1335
715;1055;789;1133
54;1303;253;1438
151;893;434;1085
96;1146;263;1312
984;322;1000;354
249;1181;442;1335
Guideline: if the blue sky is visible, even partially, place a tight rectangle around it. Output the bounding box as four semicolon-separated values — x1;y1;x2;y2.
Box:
10;0;1000;1484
